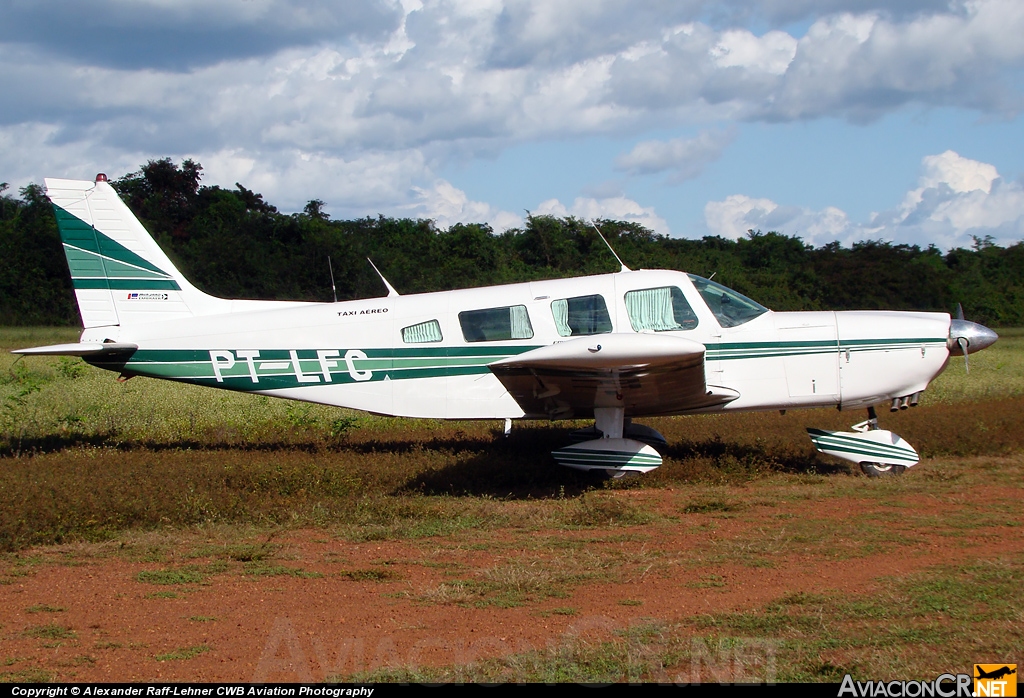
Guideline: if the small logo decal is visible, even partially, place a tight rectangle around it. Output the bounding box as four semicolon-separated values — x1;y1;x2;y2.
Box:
126;292;169;301
975;665;1016;697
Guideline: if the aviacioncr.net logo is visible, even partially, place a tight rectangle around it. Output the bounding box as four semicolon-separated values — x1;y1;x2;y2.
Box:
839;673;973;697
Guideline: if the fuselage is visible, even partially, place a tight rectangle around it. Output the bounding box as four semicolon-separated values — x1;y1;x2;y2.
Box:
81;269;953;421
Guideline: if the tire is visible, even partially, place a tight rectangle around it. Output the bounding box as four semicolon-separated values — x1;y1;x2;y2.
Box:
610;470;643;480
860;462;907;478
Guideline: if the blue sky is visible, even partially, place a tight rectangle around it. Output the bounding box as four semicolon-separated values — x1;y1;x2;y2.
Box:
1;0;1023;249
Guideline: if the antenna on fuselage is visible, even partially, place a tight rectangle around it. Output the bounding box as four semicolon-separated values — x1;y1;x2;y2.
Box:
367;258;400;297
328;256;338;303
591;222;631;272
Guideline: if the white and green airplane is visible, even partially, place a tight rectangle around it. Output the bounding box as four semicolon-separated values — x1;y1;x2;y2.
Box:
13;175;999;477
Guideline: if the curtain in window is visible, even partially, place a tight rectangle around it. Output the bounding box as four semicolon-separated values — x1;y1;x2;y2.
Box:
626;288;679;331
402;320;443;343
509;305;533;339
551;299;571;336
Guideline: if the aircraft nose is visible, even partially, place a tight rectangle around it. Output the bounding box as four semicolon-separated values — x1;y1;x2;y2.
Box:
948;319;999;355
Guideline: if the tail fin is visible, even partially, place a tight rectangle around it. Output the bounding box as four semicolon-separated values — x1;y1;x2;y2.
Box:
45;175;228;328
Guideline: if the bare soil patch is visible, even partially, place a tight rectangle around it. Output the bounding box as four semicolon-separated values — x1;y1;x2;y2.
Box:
2;454;1022;683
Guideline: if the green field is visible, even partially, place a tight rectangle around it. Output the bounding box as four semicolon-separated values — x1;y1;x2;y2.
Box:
3;326;1022;446
2;326;1023;550
2;327;1022;682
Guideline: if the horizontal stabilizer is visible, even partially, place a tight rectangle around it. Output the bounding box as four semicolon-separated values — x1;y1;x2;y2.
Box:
12;342;138;357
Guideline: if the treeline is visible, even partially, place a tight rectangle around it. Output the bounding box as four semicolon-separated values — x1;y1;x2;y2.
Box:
2;159;1023;326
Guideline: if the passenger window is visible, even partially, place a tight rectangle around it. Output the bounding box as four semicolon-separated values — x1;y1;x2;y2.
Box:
550;295;613;337
402;319;442;343
459;306;534;342
625;287;699;332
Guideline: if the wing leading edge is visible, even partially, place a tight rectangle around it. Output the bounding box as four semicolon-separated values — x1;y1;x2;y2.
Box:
488;334;738;419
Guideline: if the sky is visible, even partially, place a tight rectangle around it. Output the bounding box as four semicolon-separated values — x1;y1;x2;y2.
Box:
1;0;1023;249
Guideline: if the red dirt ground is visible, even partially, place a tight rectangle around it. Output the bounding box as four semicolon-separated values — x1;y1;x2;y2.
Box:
2;461;1022;683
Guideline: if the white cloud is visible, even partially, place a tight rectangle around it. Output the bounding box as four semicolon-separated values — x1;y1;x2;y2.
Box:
705;194;780;240
710;29;797;75
2;0;1024;235
705;151;1024;249
408;179;521;231
536;196;669;235
5;1;1021;156
917;150;998;193
768;3;1024;120
703;193;850;243
615;129;735;181
870;150;1024;248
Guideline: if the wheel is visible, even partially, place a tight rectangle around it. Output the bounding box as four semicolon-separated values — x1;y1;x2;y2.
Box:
860;462;907;477
611;470;643;480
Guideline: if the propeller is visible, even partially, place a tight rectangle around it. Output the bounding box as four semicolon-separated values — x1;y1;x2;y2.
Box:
948;303;998;374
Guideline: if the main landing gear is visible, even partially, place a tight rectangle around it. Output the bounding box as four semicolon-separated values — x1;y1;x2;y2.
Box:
551;407;666;479
806;405;920;477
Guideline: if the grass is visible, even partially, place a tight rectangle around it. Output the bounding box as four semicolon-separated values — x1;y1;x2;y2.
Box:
0;668;56;683
338;568;401;582
154;645;211;661
687;555;1024;681
337;554;1024;683
135;568;207;585
144;591;180;599
681;498;743;515
21;623;76;640
241;561;321;578
924;326;1024;404
408;547;646;608
187;542;279;562
2;326;1024;551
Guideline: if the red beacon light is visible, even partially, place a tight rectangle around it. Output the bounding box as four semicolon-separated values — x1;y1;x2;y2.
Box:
95;173;108;182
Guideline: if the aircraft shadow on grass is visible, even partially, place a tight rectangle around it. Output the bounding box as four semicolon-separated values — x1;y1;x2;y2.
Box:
393;425;844;499
2;424;843;500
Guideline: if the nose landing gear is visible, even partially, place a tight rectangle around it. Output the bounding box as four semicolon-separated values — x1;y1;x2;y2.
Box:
807;405;919;477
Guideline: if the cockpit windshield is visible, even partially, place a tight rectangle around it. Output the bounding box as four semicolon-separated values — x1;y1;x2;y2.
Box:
687;274;769;328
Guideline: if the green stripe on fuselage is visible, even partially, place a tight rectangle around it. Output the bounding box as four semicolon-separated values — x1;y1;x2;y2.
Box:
87;335;949;393
89;346;542;391
707;337;945;361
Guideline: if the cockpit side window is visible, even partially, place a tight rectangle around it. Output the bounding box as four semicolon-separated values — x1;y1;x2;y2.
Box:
687;274;769;327
459;305;534;342
550;295;612;337
624;287;698;332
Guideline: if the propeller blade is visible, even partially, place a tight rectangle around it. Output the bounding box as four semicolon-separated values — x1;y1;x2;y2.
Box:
957;336;969;373
955;303;965;321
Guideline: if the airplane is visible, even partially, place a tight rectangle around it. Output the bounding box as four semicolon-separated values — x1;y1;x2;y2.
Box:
975;666;1016;681
12;174;1000;478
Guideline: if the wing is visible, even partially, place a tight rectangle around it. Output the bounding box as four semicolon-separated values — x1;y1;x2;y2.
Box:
488;334;738;419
